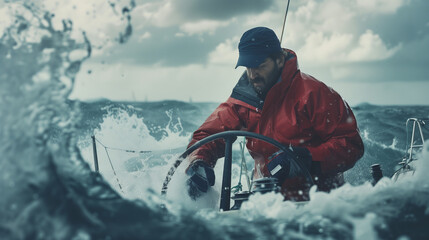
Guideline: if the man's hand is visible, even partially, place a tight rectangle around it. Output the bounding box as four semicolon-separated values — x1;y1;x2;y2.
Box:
267;147;312;183
186;161;215;200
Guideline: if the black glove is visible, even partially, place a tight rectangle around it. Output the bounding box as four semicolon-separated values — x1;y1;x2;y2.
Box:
186;161;215;200
267;146;312;183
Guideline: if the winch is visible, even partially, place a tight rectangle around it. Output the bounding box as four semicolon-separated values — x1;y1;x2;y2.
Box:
231;177;281;210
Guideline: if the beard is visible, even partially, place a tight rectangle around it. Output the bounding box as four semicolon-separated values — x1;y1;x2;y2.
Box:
251;63;282;99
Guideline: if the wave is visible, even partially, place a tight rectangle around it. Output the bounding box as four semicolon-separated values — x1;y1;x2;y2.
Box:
1;2;429;239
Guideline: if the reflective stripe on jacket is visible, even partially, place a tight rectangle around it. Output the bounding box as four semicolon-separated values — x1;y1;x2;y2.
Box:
187;49;364;200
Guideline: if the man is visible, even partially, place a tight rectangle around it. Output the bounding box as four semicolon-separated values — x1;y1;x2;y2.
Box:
185;27;364;201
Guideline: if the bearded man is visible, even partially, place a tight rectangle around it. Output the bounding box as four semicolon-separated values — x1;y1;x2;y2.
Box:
185;27;364;201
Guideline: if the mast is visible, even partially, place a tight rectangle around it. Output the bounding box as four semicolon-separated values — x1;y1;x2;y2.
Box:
279;0;291;45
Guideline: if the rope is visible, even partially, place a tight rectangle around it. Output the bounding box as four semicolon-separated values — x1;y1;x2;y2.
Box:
93;136;184;196
279;0;291;45
231;183;242;194
231;139;251;194
103;146;124;192
240;141;251;190
95;137;151;154
94;136;150;194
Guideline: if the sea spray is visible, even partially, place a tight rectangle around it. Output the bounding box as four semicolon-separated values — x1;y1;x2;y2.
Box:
0;2;172;239
1;1;429;239
0;3;96;238
235;142;429;239
78;106;192;201
77;105;251;210
76;101;429;239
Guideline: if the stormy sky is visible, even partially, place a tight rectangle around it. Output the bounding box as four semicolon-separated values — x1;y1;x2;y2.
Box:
4;0;429;105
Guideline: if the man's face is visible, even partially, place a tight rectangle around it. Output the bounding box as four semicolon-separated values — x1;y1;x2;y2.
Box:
246;57;283;98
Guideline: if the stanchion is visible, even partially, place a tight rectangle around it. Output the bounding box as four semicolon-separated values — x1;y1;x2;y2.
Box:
91;135;99;172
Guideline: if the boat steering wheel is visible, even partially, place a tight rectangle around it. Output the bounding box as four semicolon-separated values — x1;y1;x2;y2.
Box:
160;130;314;211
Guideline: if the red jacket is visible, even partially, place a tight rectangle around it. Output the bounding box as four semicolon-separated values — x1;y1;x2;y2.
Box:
188;49;364;200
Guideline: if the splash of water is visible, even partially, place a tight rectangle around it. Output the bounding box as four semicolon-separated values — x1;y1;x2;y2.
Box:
78;106;192;200
1;1;429;240
0;2;95;237
0;2;162;239
362;129;405;152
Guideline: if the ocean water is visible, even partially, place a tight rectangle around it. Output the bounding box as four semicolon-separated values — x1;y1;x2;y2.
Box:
1;2;429;240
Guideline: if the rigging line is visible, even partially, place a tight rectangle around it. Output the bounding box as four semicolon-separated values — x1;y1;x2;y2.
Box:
94;136;151;154
107;146;151;154
103;146;124;192
231;140;251;193
279;0;291;45
94;137;107;148
233;142;245;193
240;140;251;191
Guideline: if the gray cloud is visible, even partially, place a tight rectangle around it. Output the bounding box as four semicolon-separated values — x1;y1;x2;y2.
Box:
69;0;429;104
94;26;223;66
360;35;429;82
90;0;278;66
307;34;429;84
348;0;429;82
173;0;276;21
93;0;429;84
359;0;429;45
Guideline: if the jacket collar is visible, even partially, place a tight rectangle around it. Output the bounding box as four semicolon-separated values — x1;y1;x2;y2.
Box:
230;49;300;110
230;72;264;109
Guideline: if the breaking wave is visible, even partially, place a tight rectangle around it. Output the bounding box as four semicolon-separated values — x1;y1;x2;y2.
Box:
0;1;428;239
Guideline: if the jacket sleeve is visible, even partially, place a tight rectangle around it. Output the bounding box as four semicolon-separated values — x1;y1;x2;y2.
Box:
303;84;364;175
187;101;244;167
